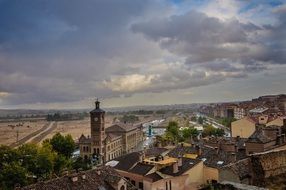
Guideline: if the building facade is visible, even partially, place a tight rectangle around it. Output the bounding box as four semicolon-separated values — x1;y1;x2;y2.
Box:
79;100;144;163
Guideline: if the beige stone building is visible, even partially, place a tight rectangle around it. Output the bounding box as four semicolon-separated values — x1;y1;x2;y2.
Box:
231;115;286;139
79;100;144;163
111;148;204;190
231;117;257;138
266;116;286;127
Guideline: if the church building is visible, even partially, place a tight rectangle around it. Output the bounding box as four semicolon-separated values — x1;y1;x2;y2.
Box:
79;100;144;163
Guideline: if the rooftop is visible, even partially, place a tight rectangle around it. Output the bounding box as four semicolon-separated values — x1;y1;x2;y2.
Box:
159;157;201;176
113;152;141;171
106;123;138;133
20;166;124;190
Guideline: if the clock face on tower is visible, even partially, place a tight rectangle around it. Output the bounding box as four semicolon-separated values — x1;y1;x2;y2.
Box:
94;117;98;122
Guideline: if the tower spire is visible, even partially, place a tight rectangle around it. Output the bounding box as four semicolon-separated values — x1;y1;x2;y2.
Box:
95;98;100;109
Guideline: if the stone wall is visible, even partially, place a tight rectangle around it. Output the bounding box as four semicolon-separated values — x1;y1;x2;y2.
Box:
220;149;286;187
254;149;286;178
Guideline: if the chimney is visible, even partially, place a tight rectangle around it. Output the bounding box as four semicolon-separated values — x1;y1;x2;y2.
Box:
255;124;260;130
215;147;219;154
178;156;183;167
139;151;145;162
71;176;78;182
231;152;236;162
173;162;179;174
196;145;202;156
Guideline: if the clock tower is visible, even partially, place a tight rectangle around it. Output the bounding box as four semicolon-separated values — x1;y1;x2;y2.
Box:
90;99;105;159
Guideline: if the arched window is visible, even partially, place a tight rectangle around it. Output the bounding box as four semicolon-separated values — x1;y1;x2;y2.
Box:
120;185;125;190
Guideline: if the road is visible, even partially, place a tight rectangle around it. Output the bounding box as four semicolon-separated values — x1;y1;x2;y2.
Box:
9;122;56;148
134;121;166;152
28;122;57;143
10;122;57;148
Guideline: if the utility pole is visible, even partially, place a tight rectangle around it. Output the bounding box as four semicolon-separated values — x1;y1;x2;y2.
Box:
16;130;19;142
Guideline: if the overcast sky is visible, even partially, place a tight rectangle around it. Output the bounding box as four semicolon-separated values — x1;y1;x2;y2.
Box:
0;0;285;109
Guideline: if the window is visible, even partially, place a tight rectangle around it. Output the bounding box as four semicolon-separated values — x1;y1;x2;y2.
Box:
169;180;172;190
139;182;143;189
131;180;135;186
165;182;168;190
120;185;125;190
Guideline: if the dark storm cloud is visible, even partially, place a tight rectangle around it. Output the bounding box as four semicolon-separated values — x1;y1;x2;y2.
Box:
132;9;285;66
0;0;285;107
0;0;159;105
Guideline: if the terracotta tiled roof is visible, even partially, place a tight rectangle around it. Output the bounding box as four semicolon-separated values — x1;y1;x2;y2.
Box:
198;146;247;169
222;158;251;180
145;147;169;157
159;157;201;176
167;144;198;157
129;163;154;175
106;133;122;141
245;116;258;124
106;123;137;132
21;166;124;190
114;152;142;171
246;128;273;143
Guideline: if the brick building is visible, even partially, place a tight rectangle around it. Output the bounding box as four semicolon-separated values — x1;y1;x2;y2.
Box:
79;100;144;163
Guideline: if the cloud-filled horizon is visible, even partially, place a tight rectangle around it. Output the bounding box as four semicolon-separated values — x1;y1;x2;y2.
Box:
0;0;285;109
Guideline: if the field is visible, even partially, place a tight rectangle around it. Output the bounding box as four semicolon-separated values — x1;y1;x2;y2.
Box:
0;120;48;146
0;115;120;146
0;114;154;147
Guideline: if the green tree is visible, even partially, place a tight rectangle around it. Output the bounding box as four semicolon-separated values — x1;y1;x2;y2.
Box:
0;145;19;170
54;154;70;175
198;116;204;124
0;162;27;190
166;121;179;138
182;128;199;140
72;157;91;171
214;128;225;137
218;117;236;128
49;133;75;158
202;125;225;137
190;116;197;122
119;115;139;123
34;145;56;179
17;144;38;175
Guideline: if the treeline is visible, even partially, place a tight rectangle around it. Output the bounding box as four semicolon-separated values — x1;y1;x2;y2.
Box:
217;117;237;128
109;109;169;115
46;112;87;121
0;133;89;190
156;121;225;146
119;115;139;123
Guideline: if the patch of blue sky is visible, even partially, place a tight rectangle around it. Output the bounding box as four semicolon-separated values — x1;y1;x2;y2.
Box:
170;0;209;15
239;0;284;13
